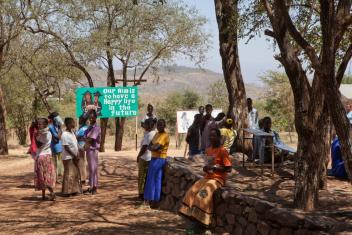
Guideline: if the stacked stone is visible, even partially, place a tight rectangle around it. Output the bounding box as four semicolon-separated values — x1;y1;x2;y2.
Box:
159;158;202;212
212;189;334;235
159;158;342;235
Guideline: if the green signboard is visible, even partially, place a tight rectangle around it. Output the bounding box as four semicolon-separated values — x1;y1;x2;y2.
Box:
76;87;138;118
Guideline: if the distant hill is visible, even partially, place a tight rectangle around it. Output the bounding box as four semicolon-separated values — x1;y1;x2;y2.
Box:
81;65;264;103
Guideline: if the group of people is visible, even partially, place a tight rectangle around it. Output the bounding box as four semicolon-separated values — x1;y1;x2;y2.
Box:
136;103;234;233
28;111;101;200
186;104;237;157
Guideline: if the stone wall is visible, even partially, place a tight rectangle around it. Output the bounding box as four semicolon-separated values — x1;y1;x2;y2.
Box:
159;158;337;235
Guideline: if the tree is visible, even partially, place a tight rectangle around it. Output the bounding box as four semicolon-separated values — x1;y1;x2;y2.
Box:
157;90;202;134
26;0;209;152
207;80;229;111
26;0;95;87
94;0;209;151
257;0;352;210
0;0;29;154
261;71;295;134
214;0;249;152
0;67;46;145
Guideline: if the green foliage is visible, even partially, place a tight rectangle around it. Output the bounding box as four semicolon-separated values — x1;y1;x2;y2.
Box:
342;75;352;84
207;80;228;110
1;69;46;145
260;71;295;132
156;90;202;134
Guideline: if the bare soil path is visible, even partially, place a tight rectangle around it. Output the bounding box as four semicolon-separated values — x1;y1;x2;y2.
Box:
0;148;189;235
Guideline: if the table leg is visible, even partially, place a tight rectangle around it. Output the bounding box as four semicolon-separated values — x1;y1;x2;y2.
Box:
271;141;275;174
242;129;245;168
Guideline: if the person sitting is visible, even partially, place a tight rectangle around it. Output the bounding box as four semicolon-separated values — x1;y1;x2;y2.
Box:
259;117;286;164
330;137;348;178
220;118;237;154
186;114;202;160
179;128;232;232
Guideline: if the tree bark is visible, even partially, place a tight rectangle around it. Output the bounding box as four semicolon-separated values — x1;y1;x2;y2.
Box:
261;0;332;210
214;0;249;153
0;85;9;155
114;63;127;151
115;117;125;151
99;44;116;152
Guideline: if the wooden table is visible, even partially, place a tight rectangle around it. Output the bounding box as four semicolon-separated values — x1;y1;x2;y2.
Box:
242;128;275;172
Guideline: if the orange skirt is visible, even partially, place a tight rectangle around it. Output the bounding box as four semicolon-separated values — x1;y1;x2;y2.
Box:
179;179;222;225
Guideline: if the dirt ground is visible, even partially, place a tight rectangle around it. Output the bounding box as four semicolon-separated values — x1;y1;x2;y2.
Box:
2;135;352;234
0;146;190;235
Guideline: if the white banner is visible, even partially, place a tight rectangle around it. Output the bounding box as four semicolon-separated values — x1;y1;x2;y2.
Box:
176;109;222;134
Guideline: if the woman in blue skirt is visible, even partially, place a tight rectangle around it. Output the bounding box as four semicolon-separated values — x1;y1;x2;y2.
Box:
144;119;170;203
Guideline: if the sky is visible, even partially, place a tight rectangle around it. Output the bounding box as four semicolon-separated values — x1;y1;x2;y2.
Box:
177;0;282;84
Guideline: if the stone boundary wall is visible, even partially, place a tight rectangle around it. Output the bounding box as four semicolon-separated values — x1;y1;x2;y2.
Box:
159;158;338;235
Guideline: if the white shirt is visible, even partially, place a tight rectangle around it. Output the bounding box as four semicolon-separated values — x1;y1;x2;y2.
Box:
61;131;79;161
248;108;259;129
347;111;352;125
36;130;52;157
140;130;156;161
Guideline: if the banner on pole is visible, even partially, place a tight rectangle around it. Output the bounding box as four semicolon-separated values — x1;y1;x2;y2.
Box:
76;87;138;118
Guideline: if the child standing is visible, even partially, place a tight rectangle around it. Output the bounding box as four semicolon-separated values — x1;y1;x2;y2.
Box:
76;116;89;184
136;118;156;200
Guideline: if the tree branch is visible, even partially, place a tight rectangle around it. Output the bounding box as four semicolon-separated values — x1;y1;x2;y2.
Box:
26;25;94;87
336;43;352;85
276;1;321;70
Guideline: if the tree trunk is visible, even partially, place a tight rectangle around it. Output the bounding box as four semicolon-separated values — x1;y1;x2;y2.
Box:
214;0;249;153
114;63;128;151
99;118;109;152
0;85;9;155
99;42;116;152
115;117;125;151
293;100;329;210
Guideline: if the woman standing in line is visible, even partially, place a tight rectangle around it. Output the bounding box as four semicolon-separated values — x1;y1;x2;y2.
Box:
76;116;89;184
61;118;81;196
84;110;101;195
34;118;56;201
144;119;170;204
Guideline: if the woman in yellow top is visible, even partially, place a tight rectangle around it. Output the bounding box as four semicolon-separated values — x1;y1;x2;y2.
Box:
144;119;170;202
220;118;237;153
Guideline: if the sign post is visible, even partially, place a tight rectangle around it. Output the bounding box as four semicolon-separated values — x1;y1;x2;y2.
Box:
76;86;138;118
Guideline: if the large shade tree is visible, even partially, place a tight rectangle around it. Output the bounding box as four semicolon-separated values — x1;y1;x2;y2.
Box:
214;0;249;152
26;0;209;151
255;0;352;210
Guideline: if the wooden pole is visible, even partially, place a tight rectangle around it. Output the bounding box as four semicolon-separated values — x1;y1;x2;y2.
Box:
135;116;138;151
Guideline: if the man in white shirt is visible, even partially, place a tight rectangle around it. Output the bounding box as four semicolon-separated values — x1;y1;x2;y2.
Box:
137;118;156;200
247;98;259;129
61;118;80;196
